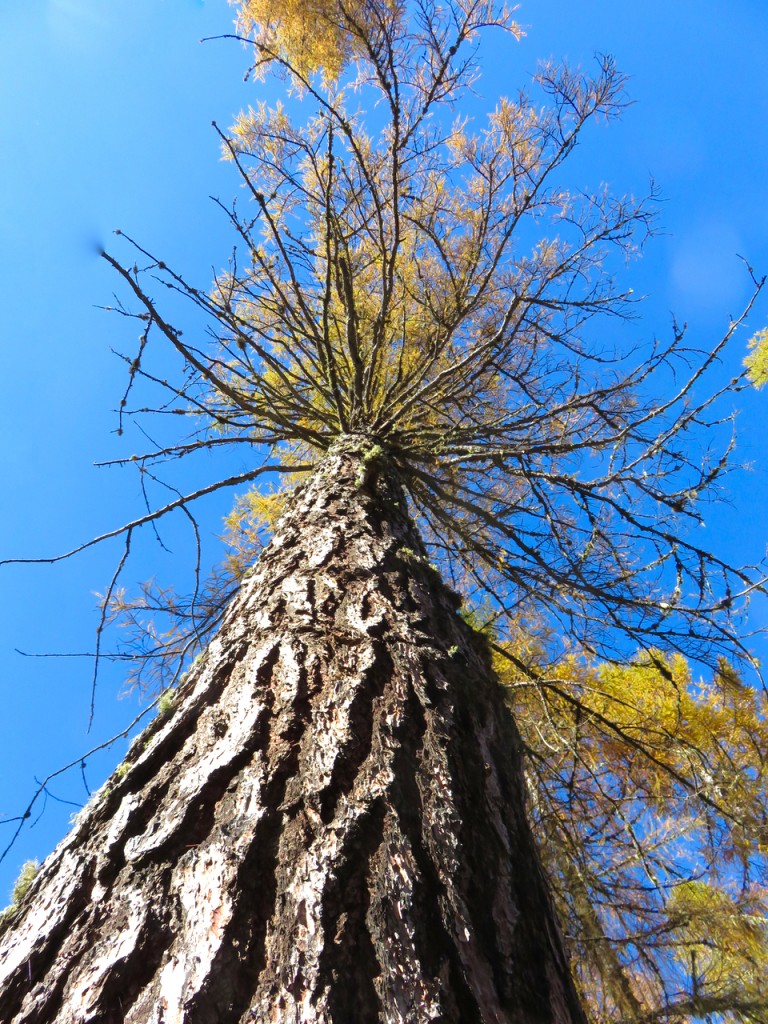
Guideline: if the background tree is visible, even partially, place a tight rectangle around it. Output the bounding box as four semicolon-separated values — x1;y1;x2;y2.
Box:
1;1;767;1022
494;635;768;1022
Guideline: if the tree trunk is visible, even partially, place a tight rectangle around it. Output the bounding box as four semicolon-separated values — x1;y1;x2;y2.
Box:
0;437;586;1024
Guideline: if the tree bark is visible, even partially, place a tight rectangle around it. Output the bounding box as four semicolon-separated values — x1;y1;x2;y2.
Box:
0;437;586;1024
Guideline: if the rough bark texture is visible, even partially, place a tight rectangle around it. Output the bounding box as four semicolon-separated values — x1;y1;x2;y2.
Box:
0;438;586;1024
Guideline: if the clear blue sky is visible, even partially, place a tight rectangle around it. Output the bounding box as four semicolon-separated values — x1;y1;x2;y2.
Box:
1;0;767;898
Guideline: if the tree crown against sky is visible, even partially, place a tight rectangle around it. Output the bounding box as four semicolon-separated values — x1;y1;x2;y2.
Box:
78;0;765;682
2;1;768;1020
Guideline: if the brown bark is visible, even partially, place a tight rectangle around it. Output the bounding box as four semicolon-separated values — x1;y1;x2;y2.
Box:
0;436;586;1024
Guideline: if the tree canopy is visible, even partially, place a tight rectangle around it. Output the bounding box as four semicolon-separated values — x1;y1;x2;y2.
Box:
2;2;767;1020
84;0;763;675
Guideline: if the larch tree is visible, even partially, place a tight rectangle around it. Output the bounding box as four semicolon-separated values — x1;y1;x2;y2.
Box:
1;1;766;1022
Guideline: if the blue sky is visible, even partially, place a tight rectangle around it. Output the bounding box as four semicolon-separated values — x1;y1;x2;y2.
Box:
1;0;767;898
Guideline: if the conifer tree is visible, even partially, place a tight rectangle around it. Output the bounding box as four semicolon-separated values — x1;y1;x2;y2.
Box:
1;2;766;1021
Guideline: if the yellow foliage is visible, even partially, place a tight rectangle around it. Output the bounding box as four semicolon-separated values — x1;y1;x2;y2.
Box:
234;0;406;81
8;860;39;908
669;881;768;1009
236;0;350;79
223;485;289;559
221;450;315;576
494;640;768;1021
744;327;768;388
